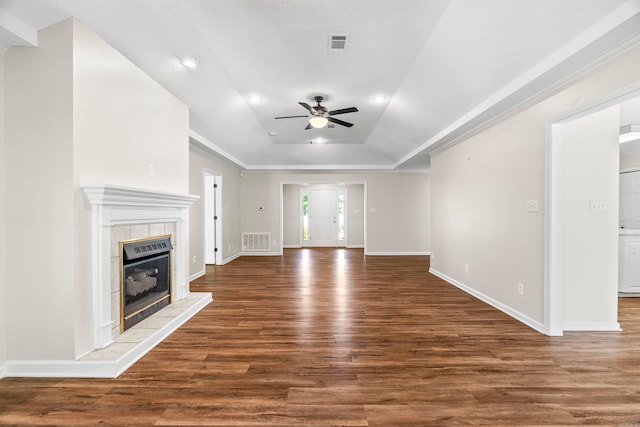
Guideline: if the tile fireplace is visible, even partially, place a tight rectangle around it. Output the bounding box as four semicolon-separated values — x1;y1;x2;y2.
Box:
82;184;199;349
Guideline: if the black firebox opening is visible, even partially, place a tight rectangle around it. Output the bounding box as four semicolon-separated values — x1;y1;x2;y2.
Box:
121;236;173;331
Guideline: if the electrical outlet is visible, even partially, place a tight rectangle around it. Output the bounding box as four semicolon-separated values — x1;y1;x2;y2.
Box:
590;200;607;212
526;200;539;212
517;283;524;295
192;256;197;264
431;251;436;260
464;264;469;273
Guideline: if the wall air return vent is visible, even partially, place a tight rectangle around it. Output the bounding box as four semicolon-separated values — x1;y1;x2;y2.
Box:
328;34;348;53
242;232;271;252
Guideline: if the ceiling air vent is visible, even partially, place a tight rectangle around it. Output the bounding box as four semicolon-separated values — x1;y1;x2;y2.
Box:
328;34;348;53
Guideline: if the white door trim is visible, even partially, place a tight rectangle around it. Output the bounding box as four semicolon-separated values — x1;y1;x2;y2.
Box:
203;169;222;265
280;181;367;253
545;80;640;336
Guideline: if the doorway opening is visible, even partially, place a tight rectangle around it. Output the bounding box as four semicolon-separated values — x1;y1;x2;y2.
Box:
282;183;366;251
547;82;640;335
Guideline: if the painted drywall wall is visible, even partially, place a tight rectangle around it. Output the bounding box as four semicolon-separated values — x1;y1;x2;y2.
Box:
282;185;299;246
189;144;242;275
241;173;282;250
621;152;640;169
4;18;190;361
347;184;365;247
5;20;76;359
241;172;429;254
563;106;620;328
431;107;546;323
431;42;640;330
282;184;365;248
0;52;6;367
72;21;189;194
365;174;429;254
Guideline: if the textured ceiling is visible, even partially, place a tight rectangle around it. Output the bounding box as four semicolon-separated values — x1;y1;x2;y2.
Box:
1;0;639;170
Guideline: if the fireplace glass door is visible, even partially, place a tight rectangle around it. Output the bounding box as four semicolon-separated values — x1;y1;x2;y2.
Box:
121;236;172;331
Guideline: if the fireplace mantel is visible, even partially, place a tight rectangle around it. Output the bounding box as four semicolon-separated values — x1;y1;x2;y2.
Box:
82;184;199;349
83;184;199;209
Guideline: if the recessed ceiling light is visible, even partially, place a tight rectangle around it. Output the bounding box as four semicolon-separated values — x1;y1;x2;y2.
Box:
180;56;199;68
372;95;388;103
247;95;263;103
268;131;277;136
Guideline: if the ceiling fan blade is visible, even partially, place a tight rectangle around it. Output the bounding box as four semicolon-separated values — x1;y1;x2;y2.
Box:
327;117;354;127
304;122;312;130
299;102;315;114
328;107;358;115
274;115;309;119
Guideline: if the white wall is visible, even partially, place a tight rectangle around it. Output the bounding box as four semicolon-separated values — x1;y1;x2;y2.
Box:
347;184;365;247
431;107;545;323
282;185;299;246
241;172;430;254
431;42;640;330
189;144;242;275
0;52;6;367
4;18;190;361
5;20;76;360
562;106;620;328
621;152;640;169
72;21;189;193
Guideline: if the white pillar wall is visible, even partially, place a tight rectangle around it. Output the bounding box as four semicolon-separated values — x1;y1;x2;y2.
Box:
83;184;199;349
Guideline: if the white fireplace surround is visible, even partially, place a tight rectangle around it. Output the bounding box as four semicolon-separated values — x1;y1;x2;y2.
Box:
82;184;200;349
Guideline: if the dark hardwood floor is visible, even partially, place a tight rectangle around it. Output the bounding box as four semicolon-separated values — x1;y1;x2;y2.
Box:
2;248;640;426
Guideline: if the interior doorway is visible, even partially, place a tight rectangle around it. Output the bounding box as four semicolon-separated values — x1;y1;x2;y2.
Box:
204;171;222;265
281;183;365;251
547;83;640;335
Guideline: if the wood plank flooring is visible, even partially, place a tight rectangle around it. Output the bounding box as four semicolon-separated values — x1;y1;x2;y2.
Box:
2;248;640;426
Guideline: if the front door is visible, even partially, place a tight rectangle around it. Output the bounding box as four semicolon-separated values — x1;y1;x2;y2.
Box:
309;189;338;247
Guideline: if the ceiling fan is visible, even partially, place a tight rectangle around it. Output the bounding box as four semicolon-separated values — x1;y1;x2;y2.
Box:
275;96;358;129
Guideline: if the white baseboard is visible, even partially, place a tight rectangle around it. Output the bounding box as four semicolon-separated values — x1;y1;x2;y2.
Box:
429;268;546;334
366;251;430;256
1;292;212;378
241;251;282;256
222;253;241;265
0;363;6;379
283;245;301;249
346;245;365;249
563;322;622;331
189;269;206;281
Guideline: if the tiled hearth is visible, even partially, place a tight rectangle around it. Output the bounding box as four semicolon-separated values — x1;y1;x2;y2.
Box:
79;292;210;376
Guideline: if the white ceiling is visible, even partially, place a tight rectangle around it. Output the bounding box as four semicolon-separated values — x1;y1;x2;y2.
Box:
1;0;640;171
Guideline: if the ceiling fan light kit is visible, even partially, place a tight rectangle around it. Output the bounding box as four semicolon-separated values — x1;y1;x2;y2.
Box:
309;117;329;128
